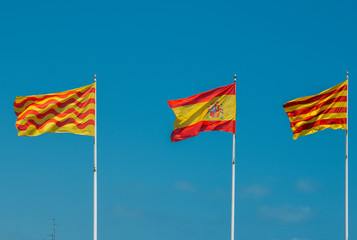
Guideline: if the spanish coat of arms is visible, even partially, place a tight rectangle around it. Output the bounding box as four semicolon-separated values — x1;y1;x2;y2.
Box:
207;101;223;119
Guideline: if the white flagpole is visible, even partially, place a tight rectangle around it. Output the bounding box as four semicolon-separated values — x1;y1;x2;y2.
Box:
93;74;98;240
345;71;349;240
231;74;237;240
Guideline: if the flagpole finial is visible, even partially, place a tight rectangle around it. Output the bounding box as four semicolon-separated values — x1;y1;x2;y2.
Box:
93;74;97;82
233;74;237;82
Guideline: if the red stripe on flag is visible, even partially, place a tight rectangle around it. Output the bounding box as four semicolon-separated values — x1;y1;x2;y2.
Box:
283;84;347;108
15;98;95;116
16;118;95;131
17;108;95;121
286;96;347;117
290;107;347;126
170;120;235;142
14;87;95;109
168;83;235;108
293;118;347;134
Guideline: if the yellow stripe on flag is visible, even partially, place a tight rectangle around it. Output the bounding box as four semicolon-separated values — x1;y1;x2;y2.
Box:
172;95;235;130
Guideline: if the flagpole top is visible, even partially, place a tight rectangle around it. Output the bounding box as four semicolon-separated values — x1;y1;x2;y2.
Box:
233;74;237;82
93;74;97;82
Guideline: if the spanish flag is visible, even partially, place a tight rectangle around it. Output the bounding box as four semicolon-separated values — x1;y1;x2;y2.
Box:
14;83;95;137
168;83;236;142
283;80;347;139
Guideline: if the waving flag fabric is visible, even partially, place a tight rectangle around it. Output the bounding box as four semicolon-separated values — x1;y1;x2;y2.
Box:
283;80;347;140
14;83;95;137
168;83;236;142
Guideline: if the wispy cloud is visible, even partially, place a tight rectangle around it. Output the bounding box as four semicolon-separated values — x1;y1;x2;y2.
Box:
272;238;310;240
113;205;144;218
239;184;270;199
173;180;228;199
296;179;319;192
173;180;197;193
258;205;313;223
0;232;22;240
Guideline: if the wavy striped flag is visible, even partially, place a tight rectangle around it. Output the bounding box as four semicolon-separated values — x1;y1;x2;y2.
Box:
168;83;236;142
283;80;347;139
14;83;95;137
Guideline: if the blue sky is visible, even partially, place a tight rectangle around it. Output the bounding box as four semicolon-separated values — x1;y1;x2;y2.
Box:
0;0;356;240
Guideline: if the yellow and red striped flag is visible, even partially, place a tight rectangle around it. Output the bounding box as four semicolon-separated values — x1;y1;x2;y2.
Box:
283;80;347;139
14;83;95;137
168;83;236;142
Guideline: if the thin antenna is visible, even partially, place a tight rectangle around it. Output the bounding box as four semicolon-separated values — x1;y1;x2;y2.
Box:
48;234;54;240
49;218;57;240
